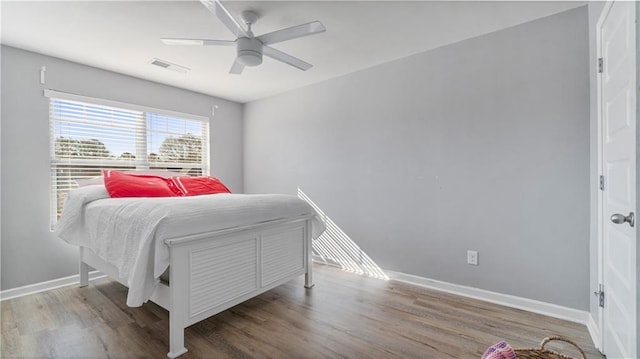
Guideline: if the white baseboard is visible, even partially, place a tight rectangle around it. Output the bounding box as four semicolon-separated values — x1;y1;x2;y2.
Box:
385;270;591;325
312;254;329;265
0;271;105;301
586;313;601;350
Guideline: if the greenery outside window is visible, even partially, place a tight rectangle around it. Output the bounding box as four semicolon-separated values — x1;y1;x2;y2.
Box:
46;90;210;225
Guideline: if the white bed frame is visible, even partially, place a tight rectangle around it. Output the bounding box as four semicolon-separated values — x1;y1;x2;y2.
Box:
78;215;315;358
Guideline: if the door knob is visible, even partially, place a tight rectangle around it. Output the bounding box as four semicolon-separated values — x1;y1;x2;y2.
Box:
611;212;635;227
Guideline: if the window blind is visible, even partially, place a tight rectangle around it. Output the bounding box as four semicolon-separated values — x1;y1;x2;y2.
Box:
48;91;210;224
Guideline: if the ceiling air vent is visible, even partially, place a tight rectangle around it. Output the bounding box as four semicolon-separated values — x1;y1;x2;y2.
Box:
150;58;190;73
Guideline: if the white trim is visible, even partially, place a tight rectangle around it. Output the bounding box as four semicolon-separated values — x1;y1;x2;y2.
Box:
594;2;613;351
588;313;602;351
312;254;328;265
385;270;590;325
0;271;106;301
43;89;210;123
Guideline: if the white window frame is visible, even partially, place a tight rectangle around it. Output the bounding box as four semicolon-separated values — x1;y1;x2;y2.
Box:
45;89;211;227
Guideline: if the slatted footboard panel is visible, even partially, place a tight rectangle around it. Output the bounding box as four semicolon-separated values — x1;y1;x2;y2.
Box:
178;220;310;326
262;226;305;286
190;238;258;317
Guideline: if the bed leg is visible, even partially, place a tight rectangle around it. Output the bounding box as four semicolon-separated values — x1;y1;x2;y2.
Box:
168;250;188;358
305;271;314;289
304;254;314;289
305;226;315;289
79;248;89;287
167;316;187;358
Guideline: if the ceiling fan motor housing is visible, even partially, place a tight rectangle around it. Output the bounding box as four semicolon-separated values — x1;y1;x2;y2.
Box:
237;37;263;66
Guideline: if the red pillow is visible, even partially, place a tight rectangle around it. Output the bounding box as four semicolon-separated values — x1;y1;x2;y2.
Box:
103;170;182;198
171;176;231;196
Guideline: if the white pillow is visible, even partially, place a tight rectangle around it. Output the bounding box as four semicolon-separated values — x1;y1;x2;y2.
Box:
75;170;184;187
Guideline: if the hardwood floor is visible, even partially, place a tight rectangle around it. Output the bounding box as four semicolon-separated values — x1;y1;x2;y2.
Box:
1;264;602;358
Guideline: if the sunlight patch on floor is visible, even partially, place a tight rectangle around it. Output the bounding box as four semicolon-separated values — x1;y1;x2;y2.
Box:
297;188;388;280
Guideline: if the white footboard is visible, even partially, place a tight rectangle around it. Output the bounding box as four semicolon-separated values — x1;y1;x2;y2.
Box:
163;216;313;358
79;216;314;358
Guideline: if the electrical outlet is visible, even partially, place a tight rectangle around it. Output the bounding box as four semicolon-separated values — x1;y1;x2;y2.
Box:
467;250;478;266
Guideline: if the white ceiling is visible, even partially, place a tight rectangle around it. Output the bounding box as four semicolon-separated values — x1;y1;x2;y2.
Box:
1;1;584;103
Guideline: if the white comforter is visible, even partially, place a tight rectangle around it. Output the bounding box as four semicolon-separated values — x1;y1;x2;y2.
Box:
55;185;325;307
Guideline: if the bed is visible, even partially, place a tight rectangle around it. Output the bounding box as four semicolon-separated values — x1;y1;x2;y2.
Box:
55;184;324;358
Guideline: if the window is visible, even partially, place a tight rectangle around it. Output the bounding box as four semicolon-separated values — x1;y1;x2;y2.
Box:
47;90;209;224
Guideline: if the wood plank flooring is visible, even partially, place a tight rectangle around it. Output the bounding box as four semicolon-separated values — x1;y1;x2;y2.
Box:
1;265;602;358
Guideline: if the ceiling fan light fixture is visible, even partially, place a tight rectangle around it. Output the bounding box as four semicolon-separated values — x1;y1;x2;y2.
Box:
163;0;326;74
237;51;262;66
237;37;263;66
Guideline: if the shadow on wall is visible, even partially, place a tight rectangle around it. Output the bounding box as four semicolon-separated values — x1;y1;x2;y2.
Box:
297;187;388;280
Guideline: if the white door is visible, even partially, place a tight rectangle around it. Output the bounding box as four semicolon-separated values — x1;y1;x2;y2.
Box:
599;1;637;358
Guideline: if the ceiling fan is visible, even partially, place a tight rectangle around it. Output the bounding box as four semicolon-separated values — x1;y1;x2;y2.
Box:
161;0;326;74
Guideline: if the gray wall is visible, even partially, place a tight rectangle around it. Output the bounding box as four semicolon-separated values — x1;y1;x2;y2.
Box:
0;45;243;290
244;7;590;309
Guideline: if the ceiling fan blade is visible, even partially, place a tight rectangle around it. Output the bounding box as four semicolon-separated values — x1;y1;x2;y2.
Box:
229;59;245;74
257;21;326;46
161;38;236;46
263;46;312;71
200;0;247;38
